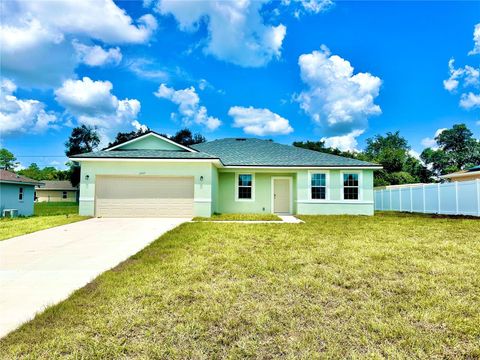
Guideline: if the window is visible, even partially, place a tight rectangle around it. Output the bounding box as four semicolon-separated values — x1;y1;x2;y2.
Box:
311;173;326;199
343;173;359;200
19;187;24;201
62;191;68;199
237;174;253;200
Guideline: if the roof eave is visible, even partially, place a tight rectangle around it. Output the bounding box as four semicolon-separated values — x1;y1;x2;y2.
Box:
221;165;383;169
0;180;44;186
103;131;198;153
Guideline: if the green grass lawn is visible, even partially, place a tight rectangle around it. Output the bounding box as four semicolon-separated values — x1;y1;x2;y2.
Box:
193;213;281;221
1;213;479;358
34;202;79;216
0;215;88;241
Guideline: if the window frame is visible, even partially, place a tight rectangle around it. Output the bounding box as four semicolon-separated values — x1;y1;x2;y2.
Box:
340;171;362;201
62;191;68;199
18;187;24;201
235;173;255;202
308;171;329;201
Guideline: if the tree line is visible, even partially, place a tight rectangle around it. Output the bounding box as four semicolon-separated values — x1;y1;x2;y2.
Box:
1;123;478;188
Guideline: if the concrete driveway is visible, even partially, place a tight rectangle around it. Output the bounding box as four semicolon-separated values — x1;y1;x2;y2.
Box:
0;217;189;338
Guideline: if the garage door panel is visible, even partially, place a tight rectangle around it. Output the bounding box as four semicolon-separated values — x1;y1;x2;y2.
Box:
95;176;194;217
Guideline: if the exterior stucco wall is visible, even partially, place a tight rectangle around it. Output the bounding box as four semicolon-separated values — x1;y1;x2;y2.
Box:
36;190;77;202
218;168;374;216
217;171;297;214
211;166;219;214
0;183;35;216
296;169;374;215
117;136;184;150
79;161;213;217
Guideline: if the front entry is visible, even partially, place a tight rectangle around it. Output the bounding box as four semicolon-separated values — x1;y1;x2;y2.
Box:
273;178;291;214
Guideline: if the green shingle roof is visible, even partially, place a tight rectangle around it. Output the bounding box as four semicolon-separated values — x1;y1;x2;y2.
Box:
70;149;217;159
192;138;379;167
72;137;379;167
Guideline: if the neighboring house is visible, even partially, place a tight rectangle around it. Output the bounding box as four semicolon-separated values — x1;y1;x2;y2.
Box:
0;170;42;216
70;131;381;218
35;181;78;202
440;165;480;182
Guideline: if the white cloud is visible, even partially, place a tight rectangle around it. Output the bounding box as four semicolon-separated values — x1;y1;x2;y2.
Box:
444;58;480;93
128;58;169;81
283;0;333;18
468;23;480;56
443;78;459;92
321;129;364;152
55;77;141;139
460;92;480;110
408;149;421;160
153;0;286;67
154;84;221;130
1;0;157;87
297;45;382;136
0;79;58;135
421;128;447;149
229;106;293;136
131;120;148;132
72;40;122;67
421;137;436;148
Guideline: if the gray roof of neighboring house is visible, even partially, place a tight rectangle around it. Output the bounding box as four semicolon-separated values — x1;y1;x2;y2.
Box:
70;149;217;160
36;180;77;191
0;169;43;186
192;138;379;167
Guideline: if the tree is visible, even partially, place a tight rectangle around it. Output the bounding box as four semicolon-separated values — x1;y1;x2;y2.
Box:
421;124;480;176
65;125;100;186
364;132;409;173
0;148;18;170
169;128;206;146
65;125;100;157
106;128;150;149
362;131;432;186
18;163;70;181
292;140;357;159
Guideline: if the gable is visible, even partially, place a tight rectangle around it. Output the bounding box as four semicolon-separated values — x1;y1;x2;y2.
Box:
109;133;194;152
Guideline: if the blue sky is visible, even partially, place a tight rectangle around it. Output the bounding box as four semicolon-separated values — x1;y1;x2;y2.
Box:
1;0;479;169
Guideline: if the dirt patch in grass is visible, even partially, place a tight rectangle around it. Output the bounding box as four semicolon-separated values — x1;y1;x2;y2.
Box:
193;213;281;221
1;213;479;358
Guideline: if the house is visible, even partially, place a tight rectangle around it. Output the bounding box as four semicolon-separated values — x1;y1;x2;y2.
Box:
70;132;381;218
35;180;78;202
0;170;42;217
440;165;480;182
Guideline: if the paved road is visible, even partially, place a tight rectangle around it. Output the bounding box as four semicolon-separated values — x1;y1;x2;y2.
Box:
0;217;189;338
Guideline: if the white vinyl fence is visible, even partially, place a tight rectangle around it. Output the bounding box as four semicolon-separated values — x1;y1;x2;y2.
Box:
374;179;480;217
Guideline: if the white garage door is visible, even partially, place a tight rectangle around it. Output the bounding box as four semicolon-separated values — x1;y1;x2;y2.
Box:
95;176;194;217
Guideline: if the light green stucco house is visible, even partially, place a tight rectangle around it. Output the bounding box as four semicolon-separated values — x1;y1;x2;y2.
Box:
70;132;381;218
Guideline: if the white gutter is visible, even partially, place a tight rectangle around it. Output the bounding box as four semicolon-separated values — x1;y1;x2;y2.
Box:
221;165;383;170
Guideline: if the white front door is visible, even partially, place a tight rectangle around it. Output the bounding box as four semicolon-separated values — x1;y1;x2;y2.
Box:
273;178;291;214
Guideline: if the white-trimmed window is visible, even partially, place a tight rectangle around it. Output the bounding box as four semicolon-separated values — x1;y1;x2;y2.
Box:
62;191;68;199
311;173;327;200
343;173;359;200
19;187;24;201
237;174;254;200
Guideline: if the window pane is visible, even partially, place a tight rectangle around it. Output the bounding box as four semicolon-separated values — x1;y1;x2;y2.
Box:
311;173;325;187
343;173;358;187
238;174;252;186
238;187;252;199
344;187;359;200
311;187;326;200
